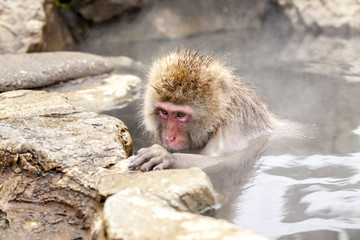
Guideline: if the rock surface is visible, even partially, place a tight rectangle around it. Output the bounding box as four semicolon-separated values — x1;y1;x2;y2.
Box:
0;0;45;54
0;90;76;120
0;0;88;53
104;188;267;240
0;90;132;239
57;74;141;112
98;165;215;213
0;51;143;113
0;52;114;92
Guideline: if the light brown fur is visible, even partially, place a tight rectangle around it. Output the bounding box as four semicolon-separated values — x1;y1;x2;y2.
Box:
143;49;274;150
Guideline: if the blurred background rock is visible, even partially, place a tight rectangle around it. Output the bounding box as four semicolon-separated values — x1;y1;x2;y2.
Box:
1;0;360;54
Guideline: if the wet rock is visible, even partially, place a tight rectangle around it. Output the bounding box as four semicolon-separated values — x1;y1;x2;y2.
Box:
104;188;267;240
74;0;153;23
0;90;132;239
50;74;142;112
43;56;143;112
0;0;46;54
0;52;114;92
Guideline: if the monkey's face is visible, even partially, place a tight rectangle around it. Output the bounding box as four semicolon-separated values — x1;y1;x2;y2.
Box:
155;102;193;152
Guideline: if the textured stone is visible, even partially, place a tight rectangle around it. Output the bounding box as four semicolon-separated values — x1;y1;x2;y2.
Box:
0;90;132;239
98;164;215;213
104;188;268;240
0;90;76;120
0;0;46;54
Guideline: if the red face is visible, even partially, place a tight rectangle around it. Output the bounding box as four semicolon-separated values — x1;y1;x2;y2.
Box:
155;102;193;151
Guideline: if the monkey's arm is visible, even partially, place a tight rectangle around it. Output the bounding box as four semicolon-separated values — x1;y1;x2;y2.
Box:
128;135;269;171
128;144;224;171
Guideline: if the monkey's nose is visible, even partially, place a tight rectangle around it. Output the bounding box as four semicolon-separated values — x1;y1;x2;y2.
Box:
164;136;176;146
167;136;176;142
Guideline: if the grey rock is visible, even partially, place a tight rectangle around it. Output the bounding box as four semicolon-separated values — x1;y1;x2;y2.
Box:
0;52;114;92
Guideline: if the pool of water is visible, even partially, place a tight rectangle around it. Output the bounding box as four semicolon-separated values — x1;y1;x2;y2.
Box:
234;153;360;240
87;26;360;239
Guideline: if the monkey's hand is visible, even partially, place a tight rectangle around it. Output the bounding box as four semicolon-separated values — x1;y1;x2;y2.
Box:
128;144;175;171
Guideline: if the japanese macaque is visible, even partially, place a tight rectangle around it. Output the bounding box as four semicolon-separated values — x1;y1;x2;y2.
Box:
128;49;275;171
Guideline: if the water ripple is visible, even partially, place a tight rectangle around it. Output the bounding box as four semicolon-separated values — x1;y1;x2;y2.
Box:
234;153;360;240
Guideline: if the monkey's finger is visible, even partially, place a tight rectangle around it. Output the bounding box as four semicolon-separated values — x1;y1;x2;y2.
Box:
128;155;137;163
128;153;152;170
153;161;170;171
140;157;162;172
135;147;148;157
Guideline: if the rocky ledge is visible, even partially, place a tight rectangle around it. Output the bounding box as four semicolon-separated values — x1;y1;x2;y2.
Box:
0;52;142;112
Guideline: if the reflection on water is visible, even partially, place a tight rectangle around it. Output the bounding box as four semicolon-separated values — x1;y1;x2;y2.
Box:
234;153;360;240
92;23;360;240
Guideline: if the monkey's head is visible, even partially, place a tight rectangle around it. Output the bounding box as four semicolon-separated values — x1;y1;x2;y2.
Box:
142;49;235;151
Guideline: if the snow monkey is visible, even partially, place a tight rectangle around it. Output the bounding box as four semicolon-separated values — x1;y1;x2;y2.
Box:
128;49;274;171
